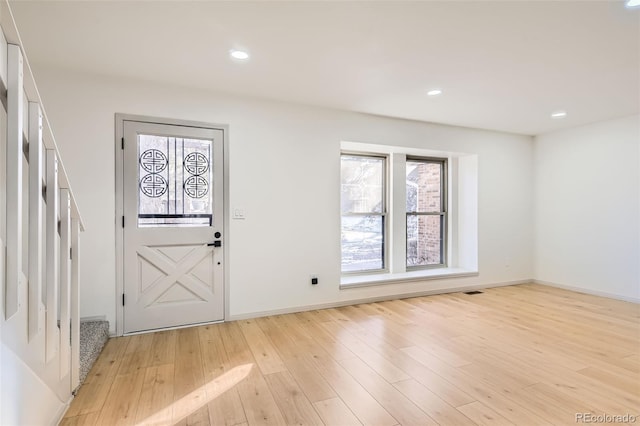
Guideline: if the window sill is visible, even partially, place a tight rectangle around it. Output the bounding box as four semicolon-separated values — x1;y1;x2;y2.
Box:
340;268;479;289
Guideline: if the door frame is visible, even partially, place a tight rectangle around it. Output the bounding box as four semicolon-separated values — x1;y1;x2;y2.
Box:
115;114;230;336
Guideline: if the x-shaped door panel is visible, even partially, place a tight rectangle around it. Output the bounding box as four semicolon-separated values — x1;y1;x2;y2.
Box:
136;244;214;308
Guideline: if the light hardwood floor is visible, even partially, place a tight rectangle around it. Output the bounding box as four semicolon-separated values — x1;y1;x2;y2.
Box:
61;284;640;426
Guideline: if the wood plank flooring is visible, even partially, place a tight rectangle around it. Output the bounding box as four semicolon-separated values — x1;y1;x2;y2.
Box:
61;284;640;425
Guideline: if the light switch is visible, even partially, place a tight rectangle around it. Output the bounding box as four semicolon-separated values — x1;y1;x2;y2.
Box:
233;209;245;220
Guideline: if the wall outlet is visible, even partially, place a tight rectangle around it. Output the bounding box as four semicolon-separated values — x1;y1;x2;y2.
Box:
310;275;318;285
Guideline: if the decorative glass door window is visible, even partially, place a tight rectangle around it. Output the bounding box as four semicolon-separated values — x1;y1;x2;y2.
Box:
138;134;213;227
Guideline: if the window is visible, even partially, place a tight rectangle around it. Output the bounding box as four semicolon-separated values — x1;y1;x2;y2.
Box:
137;134;214;227
340;141;477;287
340;154;386;273
340;144;461;284
406;158;446;268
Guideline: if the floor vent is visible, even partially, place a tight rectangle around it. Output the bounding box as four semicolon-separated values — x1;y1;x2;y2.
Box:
464;290;484;295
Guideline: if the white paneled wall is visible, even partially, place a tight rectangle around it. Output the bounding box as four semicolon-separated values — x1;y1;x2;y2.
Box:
0;1;84;424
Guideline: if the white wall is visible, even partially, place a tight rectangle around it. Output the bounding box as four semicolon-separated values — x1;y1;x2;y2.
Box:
0;342;65;425
33;67;534;332
534;115;640;302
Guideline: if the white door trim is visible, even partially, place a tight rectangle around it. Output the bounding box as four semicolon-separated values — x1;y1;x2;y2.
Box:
115;114;230;336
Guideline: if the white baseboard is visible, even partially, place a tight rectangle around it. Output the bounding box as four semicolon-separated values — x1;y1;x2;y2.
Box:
53;395;73;426
227;279;532;321
533;279;640;304
80;315;107;323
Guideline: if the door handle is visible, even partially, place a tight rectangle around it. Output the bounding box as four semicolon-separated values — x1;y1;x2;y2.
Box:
208;241;222;247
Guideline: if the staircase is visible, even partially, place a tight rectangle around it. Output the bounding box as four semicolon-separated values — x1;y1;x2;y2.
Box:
79;321;110;385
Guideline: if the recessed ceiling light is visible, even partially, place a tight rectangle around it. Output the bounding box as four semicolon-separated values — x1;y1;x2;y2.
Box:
427;89;443;97
230;49;249;60
626;0;640;7
551;110;567;119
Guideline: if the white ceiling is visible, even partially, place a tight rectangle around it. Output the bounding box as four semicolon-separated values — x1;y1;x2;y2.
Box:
8;0;640;135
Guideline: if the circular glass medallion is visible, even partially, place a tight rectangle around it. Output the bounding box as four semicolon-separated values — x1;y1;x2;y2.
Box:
140;173;168;197
184;152;209;176
140;149;168;173
184;175;209;198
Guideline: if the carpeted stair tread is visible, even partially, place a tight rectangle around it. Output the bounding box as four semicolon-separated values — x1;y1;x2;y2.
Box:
79;320;109;385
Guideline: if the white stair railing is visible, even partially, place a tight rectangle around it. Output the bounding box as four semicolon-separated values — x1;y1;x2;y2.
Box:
0;1;85;422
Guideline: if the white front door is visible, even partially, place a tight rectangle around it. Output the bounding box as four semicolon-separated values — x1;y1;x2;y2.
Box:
122;120;224;333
